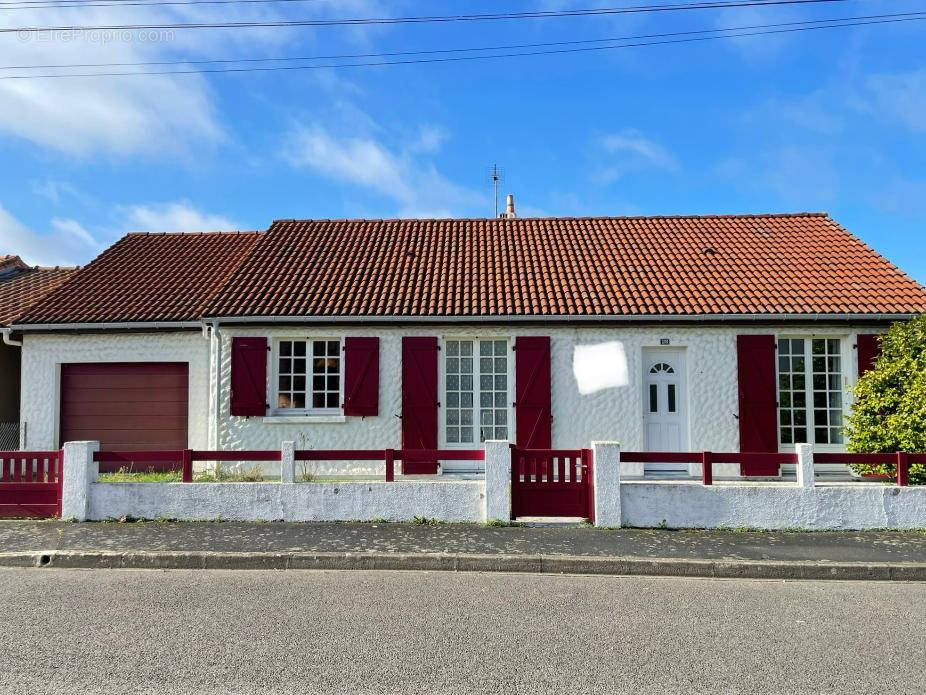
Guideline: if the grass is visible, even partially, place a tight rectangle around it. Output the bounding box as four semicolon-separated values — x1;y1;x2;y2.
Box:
98;465;273;483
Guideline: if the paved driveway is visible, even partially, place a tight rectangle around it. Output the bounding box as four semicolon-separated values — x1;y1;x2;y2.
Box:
1;568;922;694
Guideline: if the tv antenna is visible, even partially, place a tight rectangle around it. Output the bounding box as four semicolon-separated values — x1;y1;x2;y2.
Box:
487;164;503;218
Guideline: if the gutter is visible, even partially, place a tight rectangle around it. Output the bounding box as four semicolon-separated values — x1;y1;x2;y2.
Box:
1;327;22;346
10;321;201;332
7;313;917;332
200;313;916;325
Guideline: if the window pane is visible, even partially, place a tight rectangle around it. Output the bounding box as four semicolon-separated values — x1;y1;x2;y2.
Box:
480;392;492;407
313;342;324;356
780;410;791;426
313;394;325;409
480;341;492;356
495;341;506;356
447;392;459;407
794;427;807;443
447;428;459;443
447;410;459;425
446;341;459;356
460;341;472;356
461;375;473;390
480;357;493;373
461;427;473;442
293;393;305;409
495;427;507;439
667;384;676;413
814;427;828;444
294;342;306;357
830;428;844;444
495;392;506;407
480;375;492;390
461;392;473;408
461;410;473;426
280;342;292;356
293;358;305;374
781;428;793;444
649;384;658;413
495;375;506;390
496;410;507;425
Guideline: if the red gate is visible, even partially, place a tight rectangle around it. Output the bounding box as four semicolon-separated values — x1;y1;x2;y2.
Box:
511;448;594;521
0;451;62;518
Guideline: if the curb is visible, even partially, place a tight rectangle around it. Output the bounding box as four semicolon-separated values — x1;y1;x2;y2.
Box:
2;550;926;580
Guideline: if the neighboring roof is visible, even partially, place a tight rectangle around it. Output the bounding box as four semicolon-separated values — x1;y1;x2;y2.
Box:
205;214;926;318
16;232;259;325
0;255;29;277
0;265;77;326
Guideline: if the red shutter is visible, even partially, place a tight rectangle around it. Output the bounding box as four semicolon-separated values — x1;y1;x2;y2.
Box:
515;336;552;449
230;337;268;417
401;336;438;474
857;334;881;377
736;334;779;475
343;337;379;416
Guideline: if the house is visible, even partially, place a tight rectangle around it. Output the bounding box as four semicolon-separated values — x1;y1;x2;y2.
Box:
7;213;926;477
0;255;76;450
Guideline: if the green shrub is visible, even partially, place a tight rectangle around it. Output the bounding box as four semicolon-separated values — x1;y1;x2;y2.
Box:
846;315;926;483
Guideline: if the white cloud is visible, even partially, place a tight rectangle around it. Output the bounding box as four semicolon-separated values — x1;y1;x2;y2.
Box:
595;129;678;183
0;0;393;156
284;116;485;217
0;203;98;266
119;202;237;232
858;69;926;133
0;200;237;267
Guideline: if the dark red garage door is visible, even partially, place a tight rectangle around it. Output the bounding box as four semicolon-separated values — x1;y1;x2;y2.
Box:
59;363;189;450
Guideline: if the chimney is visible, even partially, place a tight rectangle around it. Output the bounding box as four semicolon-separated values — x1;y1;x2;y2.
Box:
500;193;517;219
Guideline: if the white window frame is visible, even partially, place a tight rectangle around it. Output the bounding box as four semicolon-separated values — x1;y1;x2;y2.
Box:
438;336;515;449
775;333;850;452
270;337;344;416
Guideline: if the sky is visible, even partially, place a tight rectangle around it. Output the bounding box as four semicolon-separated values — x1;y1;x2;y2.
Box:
0;0;924;284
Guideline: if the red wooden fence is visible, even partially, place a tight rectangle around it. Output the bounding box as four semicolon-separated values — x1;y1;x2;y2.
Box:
510;448;594;521
295;449;484;482
0;451;62;518
622;451;926;486
93;448;485;482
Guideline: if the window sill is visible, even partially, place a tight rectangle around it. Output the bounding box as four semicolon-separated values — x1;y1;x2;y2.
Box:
262;414;347;425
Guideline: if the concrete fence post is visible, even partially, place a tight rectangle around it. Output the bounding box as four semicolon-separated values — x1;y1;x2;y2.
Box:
484;440;512;523
61;440;99;521
281;441;295;484
591;441;621;527
796;443;815;489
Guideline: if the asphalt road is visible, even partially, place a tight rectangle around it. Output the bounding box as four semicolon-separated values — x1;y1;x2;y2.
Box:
1;569;922;695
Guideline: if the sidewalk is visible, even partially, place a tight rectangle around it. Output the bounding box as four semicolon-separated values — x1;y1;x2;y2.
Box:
2;520;926;580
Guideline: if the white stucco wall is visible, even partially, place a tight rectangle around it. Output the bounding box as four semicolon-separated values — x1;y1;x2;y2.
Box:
87;480;485;522
214;324;870;476
617;481;926;530
20;324;873;472
20;331;210;450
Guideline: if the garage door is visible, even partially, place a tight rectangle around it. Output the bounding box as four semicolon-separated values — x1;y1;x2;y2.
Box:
59;363;189;450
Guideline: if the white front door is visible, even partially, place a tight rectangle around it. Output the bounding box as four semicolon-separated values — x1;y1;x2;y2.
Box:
642;349;688;472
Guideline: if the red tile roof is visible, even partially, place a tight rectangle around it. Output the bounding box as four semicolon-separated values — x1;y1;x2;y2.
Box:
205;214;926;318
0;265;77;326
14;214;926;325
17;232;259;325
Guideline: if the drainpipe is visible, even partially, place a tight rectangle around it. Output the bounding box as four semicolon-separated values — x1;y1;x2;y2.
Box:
1;327;22;347
209;320;222;452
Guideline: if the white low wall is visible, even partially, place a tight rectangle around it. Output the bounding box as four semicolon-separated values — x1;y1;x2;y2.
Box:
88;480;485;522
617;481;926;530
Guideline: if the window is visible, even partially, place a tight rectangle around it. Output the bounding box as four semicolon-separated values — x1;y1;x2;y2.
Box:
777;338;843;445
649;362;675;374
444;339;509;444
276;339;341;412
